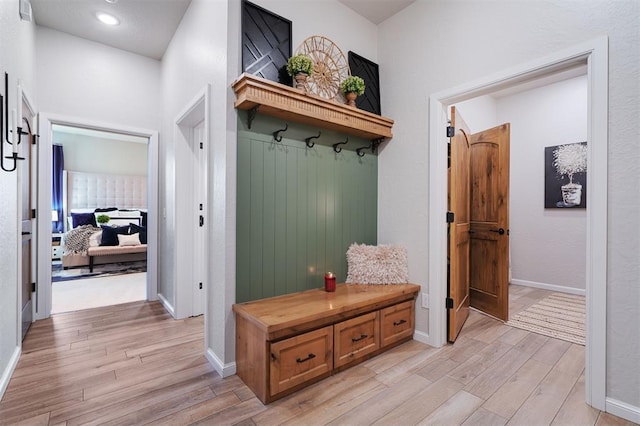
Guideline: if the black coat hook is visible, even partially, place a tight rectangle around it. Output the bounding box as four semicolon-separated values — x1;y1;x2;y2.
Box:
332;137;349;153
305;131;321;148
273;123;288;142
356;141;372;157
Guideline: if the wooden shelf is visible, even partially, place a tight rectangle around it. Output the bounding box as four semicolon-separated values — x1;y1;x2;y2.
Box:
232;73;394;141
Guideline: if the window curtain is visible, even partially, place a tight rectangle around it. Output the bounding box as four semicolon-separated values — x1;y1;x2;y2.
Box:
52;145;64;233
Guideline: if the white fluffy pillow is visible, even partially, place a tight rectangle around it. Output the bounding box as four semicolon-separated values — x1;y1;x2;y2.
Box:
89;231;102;247
118;233;141;246
346;244;409;284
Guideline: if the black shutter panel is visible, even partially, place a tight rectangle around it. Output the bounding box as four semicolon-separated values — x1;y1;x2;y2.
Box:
348;51;381;115
242;1;292;85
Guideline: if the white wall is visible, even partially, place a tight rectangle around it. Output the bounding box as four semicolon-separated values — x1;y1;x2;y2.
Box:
36;27;161;129
497;76;587;292
54;133;148;176
378;0;639;411
0;0;36;398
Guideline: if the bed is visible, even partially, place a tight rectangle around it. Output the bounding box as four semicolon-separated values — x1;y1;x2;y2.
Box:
61;170;148;270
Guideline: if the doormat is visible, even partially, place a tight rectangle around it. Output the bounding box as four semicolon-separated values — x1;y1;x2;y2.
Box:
52;261;147;282
506;292;585;345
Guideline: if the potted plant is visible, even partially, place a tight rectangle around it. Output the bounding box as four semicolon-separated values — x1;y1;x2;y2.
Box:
286;54;314;92
552;143;587;206
96;214;110;226
340;76;365;107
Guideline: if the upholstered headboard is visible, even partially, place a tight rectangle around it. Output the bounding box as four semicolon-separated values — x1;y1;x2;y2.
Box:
63;170;147;220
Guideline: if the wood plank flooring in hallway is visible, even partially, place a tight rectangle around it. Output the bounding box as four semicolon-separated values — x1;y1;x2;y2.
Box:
0;295;635;425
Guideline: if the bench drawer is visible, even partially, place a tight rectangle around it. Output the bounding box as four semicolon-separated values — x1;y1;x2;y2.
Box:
334;311;380;368
380;300;415;347
269;326;333;396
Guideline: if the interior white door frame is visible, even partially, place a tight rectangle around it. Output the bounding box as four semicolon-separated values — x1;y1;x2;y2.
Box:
36;114;160;320
428;37;608;409
172;85;210;319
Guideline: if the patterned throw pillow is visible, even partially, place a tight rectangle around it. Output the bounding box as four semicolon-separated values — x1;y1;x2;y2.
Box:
346;243;409;284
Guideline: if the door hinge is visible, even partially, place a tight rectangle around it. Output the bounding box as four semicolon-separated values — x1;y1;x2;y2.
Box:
31;282;36;292
199;215;204;227
31;208;36;219
32;133;39;145
446;126;455;138
199;282;203;290
199;203;203;211
199;142;203;149
446;211;454;223
446;297;454;309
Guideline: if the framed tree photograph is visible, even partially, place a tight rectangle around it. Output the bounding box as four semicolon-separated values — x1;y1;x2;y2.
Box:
544;142;587;208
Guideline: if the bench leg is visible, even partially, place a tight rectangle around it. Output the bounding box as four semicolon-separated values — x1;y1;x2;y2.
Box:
89;256;94;273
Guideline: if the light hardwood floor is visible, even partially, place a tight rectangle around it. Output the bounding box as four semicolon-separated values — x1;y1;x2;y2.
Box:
1;287;636;426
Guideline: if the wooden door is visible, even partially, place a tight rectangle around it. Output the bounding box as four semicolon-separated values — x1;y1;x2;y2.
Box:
20;99;35;339
469;124;510;321
447;106;471;342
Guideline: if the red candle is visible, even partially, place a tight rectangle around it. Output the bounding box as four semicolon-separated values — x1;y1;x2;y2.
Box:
324;272;336;292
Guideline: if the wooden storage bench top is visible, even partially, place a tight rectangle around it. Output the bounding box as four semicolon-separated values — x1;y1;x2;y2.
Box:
233;283;420;341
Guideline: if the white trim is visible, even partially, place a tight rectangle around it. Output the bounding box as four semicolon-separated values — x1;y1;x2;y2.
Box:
37;114;159;319
412;330;430;345
205;348;236;378
510;279;586;296
157;293;175;318
605;398;640;424
428;37;608;410
173;85;210;320
0;347;21;399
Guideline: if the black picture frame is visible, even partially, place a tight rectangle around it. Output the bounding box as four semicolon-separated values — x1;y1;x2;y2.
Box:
348;51;381;115
241;1;292;86
544;142;587;209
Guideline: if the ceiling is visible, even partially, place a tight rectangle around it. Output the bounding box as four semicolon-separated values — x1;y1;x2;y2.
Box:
338;0;416;24
30;0;191;60
30;0;415;60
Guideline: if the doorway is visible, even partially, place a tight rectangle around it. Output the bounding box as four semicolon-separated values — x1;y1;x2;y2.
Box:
36;115;159;320
49;124;150;313
428;37;608;409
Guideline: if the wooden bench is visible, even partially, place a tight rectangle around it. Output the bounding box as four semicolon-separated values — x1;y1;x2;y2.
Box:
86;244;147;272
233;283;420;404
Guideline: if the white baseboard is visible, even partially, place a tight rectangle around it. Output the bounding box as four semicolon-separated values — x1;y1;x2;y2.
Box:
0;346;21;399
157;293;175;318
606;397;640;424
413;330;431;346
510;279;586;296
205;348;236;378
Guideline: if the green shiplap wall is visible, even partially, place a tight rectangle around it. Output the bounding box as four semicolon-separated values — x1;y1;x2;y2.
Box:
236;126;378;303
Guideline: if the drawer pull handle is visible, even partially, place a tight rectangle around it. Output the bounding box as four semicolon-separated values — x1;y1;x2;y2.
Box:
351;334;368;342
393;319;407;326
296;353;316;363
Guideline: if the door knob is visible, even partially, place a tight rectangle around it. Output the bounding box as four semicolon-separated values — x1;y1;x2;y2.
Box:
490;228;505;235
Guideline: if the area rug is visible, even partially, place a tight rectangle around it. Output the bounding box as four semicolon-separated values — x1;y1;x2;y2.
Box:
506;292;585;345
52;261;147;282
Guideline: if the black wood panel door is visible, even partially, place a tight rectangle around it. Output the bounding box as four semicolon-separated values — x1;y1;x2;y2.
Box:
348;51;381;115
242;1;292;85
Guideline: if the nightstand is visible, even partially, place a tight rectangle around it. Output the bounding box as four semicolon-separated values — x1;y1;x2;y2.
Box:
52;233;63;260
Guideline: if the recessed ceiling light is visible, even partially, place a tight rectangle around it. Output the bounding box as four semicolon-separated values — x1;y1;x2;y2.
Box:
96;12;119;26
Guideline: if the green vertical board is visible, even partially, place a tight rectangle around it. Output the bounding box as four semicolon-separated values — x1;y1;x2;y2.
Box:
236;126;378;303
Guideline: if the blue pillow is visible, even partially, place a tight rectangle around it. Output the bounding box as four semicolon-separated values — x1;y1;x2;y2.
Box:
100;225;130;246
129;223;147;244
71;212;97;228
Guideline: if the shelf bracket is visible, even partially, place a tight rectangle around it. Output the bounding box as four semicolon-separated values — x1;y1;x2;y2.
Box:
247;105;260;129
371;137;385;153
